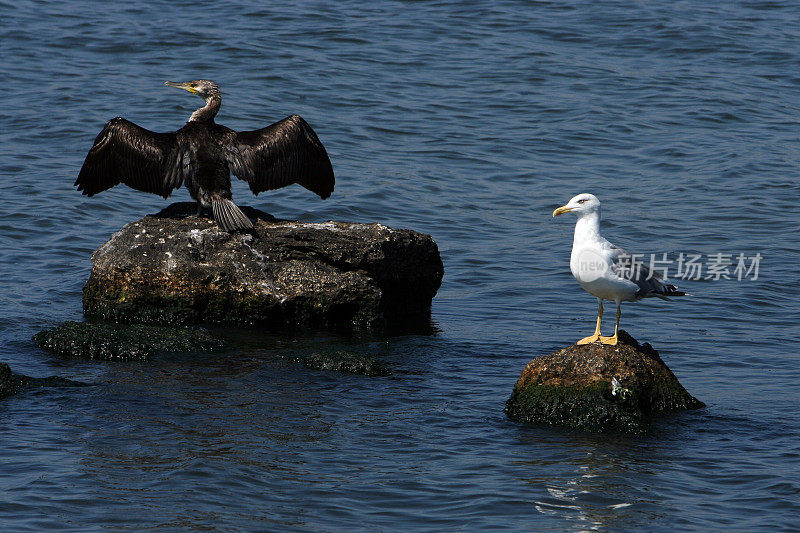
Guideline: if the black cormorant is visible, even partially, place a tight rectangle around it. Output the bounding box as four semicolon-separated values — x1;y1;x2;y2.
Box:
75;80;335;232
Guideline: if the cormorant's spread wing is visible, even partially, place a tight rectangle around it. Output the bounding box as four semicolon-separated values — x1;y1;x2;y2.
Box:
225;115;334;198
75;117;184;199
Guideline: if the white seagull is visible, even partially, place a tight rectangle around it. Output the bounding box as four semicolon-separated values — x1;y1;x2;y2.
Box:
552;193;686;346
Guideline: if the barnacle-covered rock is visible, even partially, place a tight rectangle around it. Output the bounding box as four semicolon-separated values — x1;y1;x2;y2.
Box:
82;203;443;330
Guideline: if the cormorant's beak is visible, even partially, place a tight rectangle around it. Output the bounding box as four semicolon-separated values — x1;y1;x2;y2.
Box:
552;205;573;217
164;81;196;94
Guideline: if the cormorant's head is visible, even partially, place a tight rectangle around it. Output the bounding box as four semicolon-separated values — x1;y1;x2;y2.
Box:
164;79;220;99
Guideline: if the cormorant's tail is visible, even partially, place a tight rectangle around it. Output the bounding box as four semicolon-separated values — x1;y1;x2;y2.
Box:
211;196;254;232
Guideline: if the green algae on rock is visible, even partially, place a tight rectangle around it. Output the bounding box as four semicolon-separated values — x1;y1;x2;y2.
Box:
82;203;443;330
33;321;227;361
504;331;704;434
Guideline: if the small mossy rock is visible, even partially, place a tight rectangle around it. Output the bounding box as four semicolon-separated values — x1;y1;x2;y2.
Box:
82;203;443;330
33;321;227;361
505;331;704;434
303;351;392;376
1;362;87;399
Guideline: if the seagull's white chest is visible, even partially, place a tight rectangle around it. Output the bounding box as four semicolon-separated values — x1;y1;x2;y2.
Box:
569;246;630;300
569;244;608;284
569;221;638;302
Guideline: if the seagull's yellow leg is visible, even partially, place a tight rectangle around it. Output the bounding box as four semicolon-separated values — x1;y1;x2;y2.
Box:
600;301;621;346
577;299;603;345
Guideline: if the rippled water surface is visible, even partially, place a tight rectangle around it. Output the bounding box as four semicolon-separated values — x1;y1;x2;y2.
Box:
2;1;800;530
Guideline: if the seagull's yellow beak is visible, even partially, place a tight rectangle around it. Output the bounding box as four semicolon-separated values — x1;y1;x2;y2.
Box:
164;81;197;94
552;205;573;217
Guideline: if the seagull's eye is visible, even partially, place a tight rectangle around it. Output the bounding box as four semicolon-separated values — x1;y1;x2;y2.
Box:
577;199;587;204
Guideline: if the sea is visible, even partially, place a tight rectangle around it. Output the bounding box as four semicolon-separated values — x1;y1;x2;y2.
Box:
1;1;799;530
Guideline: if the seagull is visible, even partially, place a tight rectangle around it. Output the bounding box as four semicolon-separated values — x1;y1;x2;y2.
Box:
552;193;686;345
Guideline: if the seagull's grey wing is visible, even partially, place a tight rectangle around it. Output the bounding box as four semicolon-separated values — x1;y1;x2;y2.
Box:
608;244;684;299
225;114;334;198
75;117;184;199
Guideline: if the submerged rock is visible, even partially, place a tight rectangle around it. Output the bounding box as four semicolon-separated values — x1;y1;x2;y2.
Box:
83;203;443;330
504;331;704;434
0;363;16;399
33;320;227;361
1;362;86;399
303;351;392;376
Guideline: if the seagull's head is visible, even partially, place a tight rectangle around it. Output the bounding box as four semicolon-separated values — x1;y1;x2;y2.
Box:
552;193;600;217
164;79;220;100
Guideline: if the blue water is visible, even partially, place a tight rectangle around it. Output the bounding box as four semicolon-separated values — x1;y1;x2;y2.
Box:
2;1;800;530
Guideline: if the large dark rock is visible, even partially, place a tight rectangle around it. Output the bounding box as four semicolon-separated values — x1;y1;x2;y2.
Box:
505;331;704;434
33;321;227;361
83;203;443;330
1;362;86;399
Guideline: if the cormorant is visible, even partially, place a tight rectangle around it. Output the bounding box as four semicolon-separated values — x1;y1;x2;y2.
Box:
75;80;335;232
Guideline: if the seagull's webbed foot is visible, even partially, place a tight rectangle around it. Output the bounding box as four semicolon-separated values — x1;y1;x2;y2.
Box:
577;299;604;345
599;334;618;346
577;333;601;345
599;302;621;346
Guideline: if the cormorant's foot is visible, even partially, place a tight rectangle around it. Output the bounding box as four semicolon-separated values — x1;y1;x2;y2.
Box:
577;333;601;345
599;335;618;346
